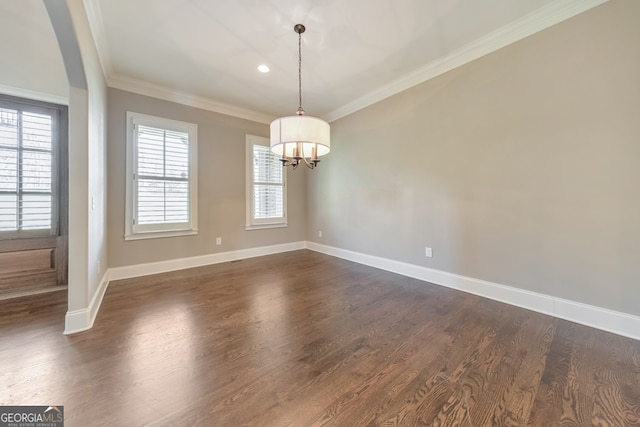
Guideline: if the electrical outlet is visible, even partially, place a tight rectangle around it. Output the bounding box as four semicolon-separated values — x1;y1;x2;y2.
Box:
216;237;222;245
425;247;433;257
318;230;323;238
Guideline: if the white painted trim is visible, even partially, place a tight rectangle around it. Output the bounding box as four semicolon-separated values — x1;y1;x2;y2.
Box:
108;74;274;124
0;84;68;106
324;0;609;122
125;111;199;239
109;241;305;281
65;239;640;341
63;241;305;334
306;242;640;341
82;0;606;124
82;0;111;80
245;135;288;229
245;224;288;231
64;269;110;334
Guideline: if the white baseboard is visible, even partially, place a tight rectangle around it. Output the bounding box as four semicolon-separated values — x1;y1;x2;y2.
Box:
63;240;640;341
63;241;306;334
64;269;110;334
306;242;640;341
108;241;306;281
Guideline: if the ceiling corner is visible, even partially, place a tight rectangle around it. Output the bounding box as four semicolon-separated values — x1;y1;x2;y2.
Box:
108;73;275;124
324;0;610;122
83;0;112;81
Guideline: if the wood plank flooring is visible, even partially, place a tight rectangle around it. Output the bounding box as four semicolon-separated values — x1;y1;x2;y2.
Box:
1;250;639;426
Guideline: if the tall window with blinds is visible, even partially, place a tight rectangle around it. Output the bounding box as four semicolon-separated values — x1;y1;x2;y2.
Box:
0;99;59;238
125;112;197;239
246;135;286;229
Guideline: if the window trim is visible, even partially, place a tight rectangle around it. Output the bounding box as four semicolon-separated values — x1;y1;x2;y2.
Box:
245;134;287;230
125;111;198;240
0;95;62;240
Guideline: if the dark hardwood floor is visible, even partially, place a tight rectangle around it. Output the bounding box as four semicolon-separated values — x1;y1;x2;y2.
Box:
1;250;639;426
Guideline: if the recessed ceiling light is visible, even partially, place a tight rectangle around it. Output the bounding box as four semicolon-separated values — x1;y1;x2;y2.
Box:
258;64;270;73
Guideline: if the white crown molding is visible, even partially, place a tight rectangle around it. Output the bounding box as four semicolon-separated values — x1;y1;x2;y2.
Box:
324;0;609;122
82;0;112;80
80;0;607;124
306;242;640;342
0;84;68;106
108;74;274;124
82;0;273;124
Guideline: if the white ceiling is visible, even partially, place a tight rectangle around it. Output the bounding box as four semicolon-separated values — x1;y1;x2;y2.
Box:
2;1;607;123
0;1;68;101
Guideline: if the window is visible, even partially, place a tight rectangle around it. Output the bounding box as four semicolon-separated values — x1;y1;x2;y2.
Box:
246;135;286;229
0;96;62;239
125;112;197;239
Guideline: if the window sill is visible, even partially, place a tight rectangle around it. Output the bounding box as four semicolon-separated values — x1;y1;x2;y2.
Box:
124;229;198;241
245;223;287;231
0;230;54;240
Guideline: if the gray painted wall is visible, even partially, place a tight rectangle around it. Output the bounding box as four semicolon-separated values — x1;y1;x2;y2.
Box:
107;88;308;268
307;1;640;316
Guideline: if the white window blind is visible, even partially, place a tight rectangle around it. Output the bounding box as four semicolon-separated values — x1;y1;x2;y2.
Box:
126;112;197;239
246;135;286;228
0;105;56;236
253;144;283;219
136;125;190;224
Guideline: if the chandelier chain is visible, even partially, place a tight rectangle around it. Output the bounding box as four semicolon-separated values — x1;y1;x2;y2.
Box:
298;30;303;112
270;23;329;170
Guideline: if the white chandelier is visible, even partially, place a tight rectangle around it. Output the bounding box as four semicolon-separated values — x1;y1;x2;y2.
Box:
270;24;330;169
